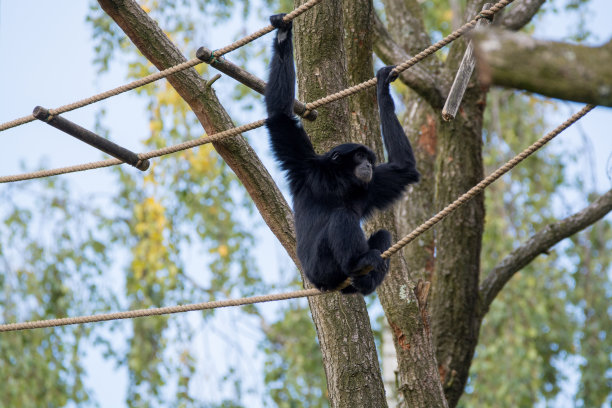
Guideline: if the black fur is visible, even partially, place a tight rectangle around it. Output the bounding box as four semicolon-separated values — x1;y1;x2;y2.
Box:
265;14;420;295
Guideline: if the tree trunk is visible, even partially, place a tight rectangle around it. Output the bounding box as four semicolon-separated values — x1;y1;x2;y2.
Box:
98;1;386;406
294;1;388;406
428;4;486;407
373;1;489;406
431;94;485;408
340;0;449;406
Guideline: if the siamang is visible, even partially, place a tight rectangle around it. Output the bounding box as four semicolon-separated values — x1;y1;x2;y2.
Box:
264;14;420;295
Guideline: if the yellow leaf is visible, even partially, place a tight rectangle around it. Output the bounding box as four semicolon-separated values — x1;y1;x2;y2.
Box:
443;10;453;22
149;119;163;133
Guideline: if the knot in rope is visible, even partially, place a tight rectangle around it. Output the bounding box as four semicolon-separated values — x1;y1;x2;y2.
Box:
478;9;494;21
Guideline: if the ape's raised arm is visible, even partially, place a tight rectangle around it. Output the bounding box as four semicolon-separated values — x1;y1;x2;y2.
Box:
264;14;316;193
265;15;295;118
377;67;418;168
366;66;420;213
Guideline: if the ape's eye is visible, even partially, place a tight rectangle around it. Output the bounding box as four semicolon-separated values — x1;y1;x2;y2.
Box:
355;152;365;161
331;152;340;161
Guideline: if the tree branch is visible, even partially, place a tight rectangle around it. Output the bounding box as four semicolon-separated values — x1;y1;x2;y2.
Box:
372;13;449;109
479;188;612;314
474;29;612;107
347;2;448;407
97;0;299;265
380;0;432;55
498;0;545;31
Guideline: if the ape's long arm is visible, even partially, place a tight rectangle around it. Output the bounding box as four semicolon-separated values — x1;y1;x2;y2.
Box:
377;67;418;168
265;16;296;118
265;15;316;193
366;67;420;213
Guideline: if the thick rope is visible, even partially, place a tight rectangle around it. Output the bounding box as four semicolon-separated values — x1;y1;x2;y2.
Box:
0;0;513;184
382;104;596;258
336;104;595;288
0;105;595;332
0;289;323;332
214;0;323;57
304;0;513;111
0;115;35;132
0;120;266;183
0;0;323;133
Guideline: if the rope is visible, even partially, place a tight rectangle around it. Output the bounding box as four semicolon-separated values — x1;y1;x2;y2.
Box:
0;104;595;332
335;105;595;288
0;0;323;133
0;120;266;183
0;289;323;332
213;0;323;57
381;104;596;258
0;0;514;184
304;0;513;111
0;115;35;132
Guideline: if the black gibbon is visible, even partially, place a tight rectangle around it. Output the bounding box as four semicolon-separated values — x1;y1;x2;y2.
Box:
264;14;419;295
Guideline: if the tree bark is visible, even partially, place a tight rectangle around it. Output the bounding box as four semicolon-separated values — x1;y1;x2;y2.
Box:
344;1;448;407
431;89;486;408
373;2;446;405
372;13;449;110
497;0;545;31
474;29;612;107
294;1;388;406
372;1;489;405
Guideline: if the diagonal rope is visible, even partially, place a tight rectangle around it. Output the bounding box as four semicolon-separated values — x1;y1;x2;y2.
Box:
304;0;513;111
0;0;514;184
0;0;323;133
382;104;596;258
0;104;595;332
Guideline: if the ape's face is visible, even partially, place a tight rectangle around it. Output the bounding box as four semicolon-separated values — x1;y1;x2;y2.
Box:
352;151;373;183
328;144;376;184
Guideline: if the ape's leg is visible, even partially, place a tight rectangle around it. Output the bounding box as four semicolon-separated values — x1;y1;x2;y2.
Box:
348;230;391;295
326;211;381;273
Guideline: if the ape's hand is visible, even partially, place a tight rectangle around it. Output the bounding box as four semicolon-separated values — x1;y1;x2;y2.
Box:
376;65;399;85
270;14;292;31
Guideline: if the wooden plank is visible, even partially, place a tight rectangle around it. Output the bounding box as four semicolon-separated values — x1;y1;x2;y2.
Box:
442;3;493;121
197;47;317;121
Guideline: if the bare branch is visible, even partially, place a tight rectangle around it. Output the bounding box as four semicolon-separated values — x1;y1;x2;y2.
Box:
372;13;449;109
498;0;545;31
479;188;612;314
474;29;612;107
